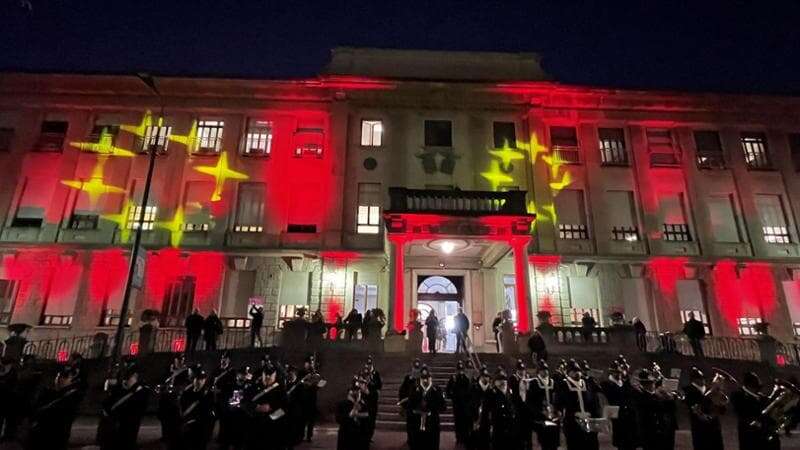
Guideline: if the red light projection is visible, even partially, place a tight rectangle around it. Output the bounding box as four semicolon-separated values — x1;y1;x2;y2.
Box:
145;249;184;306
741;262;777;319
1;249;79;308
187;252;225;312
129;342;139;356
325;299;344;326
712;260;741;328
172;338;185;353
648;257;687;301
145;249;224;313
510;238;531;333
529;255;560;272
57;350;69;363
89;249;128;306
389;236;406;333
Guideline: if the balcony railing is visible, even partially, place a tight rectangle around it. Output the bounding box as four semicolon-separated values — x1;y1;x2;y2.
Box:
643;332;763;362
388;187;528;216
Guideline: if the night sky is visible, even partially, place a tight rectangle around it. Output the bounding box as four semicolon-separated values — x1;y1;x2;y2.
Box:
1;0;799;94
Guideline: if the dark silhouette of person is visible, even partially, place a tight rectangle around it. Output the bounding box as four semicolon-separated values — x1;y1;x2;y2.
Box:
425;310;440;354
683;312;706;358
184;308;205;355
344;309;363;341
633;317;647;352
203;309;223;351
581;312;597;343
249;304;264;347
454;307;470;354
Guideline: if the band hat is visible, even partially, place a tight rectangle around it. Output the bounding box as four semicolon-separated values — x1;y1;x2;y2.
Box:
637;369;657;383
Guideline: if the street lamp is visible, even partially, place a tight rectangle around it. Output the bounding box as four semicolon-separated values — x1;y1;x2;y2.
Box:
110;73;164;363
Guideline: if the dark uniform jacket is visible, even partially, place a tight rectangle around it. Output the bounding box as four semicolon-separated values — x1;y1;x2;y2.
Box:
600;377;639;449
446;372;472;443
336;398;369;450
98;381;149;450
528;376;560;450
244;381;288;450
26;382;83;450
683;383;725;450
179;385;216;449
732;387;779;450
634;388;678;450
556;377;601;450
407;384;446;450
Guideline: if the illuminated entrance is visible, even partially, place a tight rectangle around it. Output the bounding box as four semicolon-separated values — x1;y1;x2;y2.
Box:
417;275;462;353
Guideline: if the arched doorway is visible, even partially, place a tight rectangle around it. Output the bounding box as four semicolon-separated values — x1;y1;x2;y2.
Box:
417;275;462;353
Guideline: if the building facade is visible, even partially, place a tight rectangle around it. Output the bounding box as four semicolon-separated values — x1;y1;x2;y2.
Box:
1;48;800;350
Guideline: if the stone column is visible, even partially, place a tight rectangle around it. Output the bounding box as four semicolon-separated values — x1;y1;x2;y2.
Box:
387;238;406;333
511;237;533;334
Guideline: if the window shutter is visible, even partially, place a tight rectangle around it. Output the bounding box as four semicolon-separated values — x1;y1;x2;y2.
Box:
707;195;740;242
555;189;586;225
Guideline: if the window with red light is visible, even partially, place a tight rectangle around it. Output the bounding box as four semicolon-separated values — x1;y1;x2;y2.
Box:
138;124;171;154
659;193;691;242
707;194;742;243
550;126;580;164
694;130;725;169
361;120;384;147
234;183;265;233
34;120;68;153
0;128;15;152
242;119;272;156
161;276;196;328
12;176;50;228
0;279;18;324
293;128;324;158
555;189;589;240
755;194;791;244
598;128;627;166
194;120;224;154
741;132;771;170
182;181;214;232
357;183;381;234
646;128;680;167
607;190;639;241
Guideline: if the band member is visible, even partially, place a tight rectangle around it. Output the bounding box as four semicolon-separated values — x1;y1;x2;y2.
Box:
25;366;83;450
399;359;423;446
285;365;305;447
298;355;326;442
219;367;251;450
732;372;779;450
556;359;601;450
358;366;379;443
178;368;215;450
510;360;534;450
212;352;237;447
406;367;446;450
600;362;638;450
634;368;678;450
6;355;41;442
158;354;191;445
336;385;370;450
470;367;493;450
488;368;521;450
244;363;288;450
0;357;18;443
363;356;382;442
97;363;149;450
529;361;560;450
446;360;473;445
683;367;725;450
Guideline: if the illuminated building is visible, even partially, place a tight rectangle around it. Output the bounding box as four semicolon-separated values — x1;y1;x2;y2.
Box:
1;48;800;347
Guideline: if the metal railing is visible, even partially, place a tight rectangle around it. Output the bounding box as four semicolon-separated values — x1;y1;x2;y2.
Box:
387;187;529;216
552;326;609;344
643;332;762;362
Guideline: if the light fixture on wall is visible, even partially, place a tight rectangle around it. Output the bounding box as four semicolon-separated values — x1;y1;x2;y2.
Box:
439;241;456;254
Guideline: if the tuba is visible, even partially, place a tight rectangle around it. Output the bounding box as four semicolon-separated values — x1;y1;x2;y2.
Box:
759;379;800;440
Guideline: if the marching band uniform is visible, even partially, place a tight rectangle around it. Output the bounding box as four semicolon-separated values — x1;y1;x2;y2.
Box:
364;358;382;442
97;364;149;450
244;364;288;450
634;369;677;450
731;372;780;450
25;366;83;450
528;363;560;450
212;353;237;448
446;361;473;445
177;369;216;450
683;367;725;450
488;369;521;450
0;357;18;442
219;368;251;450
469;368;493;450
510;361;534;450
556;360;601;450
285;366;305;447
600;365;639;450
406;367;446;450
336;385;370;450
297;356;326;442
400;359;423;447
158;355;191;446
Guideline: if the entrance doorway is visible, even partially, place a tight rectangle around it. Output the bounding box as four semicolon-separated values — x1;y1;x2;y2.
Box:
417;275;462;353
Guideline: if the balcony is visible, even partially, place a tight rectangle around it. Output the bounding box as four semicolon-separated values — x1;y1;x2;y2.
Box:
387;187;528;216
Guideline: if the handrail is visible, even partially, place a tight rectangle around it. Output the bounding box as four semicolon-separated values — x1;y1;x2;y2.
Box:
464;332;482;370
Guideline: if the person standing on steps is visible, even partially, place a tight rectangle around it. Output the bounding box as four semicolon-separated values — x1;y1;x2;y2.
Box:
249;304;264;348
491;312;503;352
399;359;423;448
454;307;470;354
425;310;440;355
406;367;446;450
469;367;493;450
298;355;326;443
529;361;561;450
185;308;205;355
362;358;382;443
446;360;473;446
344;308;363;341
581;312;597;343
336;384;369;450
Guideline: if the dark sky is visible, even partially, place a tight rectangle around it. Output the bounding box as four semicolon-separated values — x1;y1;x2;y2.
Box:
1;0;799;94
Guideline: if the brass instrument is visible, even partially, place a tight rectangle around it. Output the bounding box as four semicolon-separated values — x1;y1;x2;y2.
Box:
649;362;684;401
301;372;323;387
576;414;611;434
759;378;800;440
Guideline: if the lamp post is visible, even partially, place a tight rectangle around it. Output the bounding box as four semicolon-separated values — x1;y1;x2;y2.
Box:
110;73;164;363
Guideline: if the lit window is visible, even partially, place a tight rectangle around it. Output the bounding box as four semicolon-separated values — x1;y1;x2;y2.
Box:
293;128;324;158
234;183;265;233
550;126;580;164
243;120;272;156
100;310;132;327
127;206;157;230
140;125;171;153
737;317;762;336
570;308;600;327
599;128;627;166
353;284;378;314
559;224;588;240
741;132;771;170
756;194;791;244
793;322;800;338
195;120;224;153
612;226;639;242
647;128;680;167
681;310;711;335
659;193;691;241
69;213;99;230
555;189;588;240
357;183;381;234
694;130;725;169
361;120;383;147
278;304;306;328
663;224;692;242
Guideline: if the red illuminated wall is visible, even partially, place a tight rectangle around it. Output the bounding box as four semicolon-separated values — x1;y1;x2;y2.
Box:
145;249;225;313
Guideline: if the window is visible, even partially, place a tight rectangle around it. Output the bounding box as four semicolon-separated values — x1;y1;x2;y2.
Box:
287;224;317;233
555;189;589;240
278;304;306;328
694;130;725;169
607;190;639;241
87;124;120;146
127;206;157;230
353;284;378;314
361;120;383;147
0;128;14;152
35;121;68;152
234;183;265;233
681;310;711;335
756;194;791;243
789;133;800;172
598;128;627;166
659;193;691;241
741;132;771;169
12;176;52;228
100;310;132;327
68;213;99;230
737;317;762;336
550;126;580;164
357;183;381;234
293;128;324;158
0;280;18;324
195;120;224;153
161;276;196;328
424;120;452;147
569;308;600;327
493;122;517;148
182;181;214;231
707;194;741;243
647;128;680;167
139;124;171;153
502;275;518;324
242;119;272;156
41;260;82;326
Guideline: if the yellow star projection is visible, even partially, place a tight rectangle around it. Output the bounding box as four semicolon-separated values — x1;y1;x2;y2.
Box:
61;160;127;209
120;110;157;138
101;199;134;243
549;171;573;191
157;206;185;247
69;128;135;157
193;151;248;201
527;133;548;163
168;120;198;154
480;160;514;191
489;143;525;171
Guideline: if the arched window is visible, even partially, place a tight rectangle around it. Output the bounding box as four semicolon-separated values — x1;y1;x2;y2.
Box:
418;276;458;295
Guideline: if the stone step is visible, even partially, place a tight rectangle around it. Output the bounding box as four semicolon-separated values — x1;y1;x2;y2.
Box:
376;418;455;431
